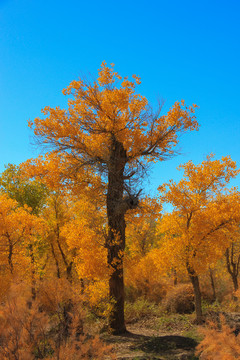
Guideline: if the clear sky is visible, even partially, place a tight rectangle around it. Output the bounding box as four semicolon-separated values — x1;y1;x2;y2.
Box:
0;0;240;195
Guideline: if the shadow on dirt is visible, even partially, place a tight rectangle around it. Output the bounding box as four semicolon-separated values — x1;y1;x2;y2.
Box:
134;335;197;352
104;331;198;359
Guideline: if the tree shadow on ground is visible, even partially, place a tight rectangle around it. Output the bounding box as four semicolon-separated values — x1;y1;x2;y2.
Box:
104;331;198;359
133;334;197;352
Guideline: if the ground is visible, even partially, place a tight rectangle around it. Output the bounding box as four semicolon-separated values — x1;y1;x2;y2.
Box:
97;307;240;359
102;315;199;360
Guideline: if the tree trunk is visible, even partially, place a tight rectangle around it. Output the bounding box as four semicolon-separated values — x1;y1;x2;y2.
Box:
173;268;178;286
66;261;73;282
225;247;239;294
209;268;216;302
50;241;61;278
187;266;203;323
8;241;13;274
232;274;239;292
29;244;36;301
55;225;72;281
106;138;127;334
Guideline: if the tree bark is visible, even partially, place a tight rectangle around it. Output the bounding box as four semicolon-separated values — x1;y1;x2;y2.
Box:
173;268;178;286
50;240;61;279
209;268;216;302
29;244;36;301
226;246;239;293
55;224;72;281
106;137;127;334
8;242;13;274
232;275;239;292
187;265;203;323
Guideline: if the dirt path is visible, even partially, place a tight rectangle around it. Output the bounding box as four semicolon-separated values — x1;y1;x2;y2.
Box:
101;310;240;359
102;323;198;360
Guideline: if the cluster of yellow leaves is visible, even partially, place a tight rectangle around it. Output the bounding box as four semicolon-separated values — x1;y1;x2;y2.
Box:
125;249;170;301
157;155;240;276
158;154;239;211
21;153;104;197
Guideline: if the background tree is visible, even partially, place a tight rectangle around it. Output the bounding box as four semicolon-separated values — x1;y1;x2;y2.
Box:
0;164;49;299
24;62;198;333
43;192;74;281
125;197;160;258
0;194;46;276
225;226;240;293
157;155;240;322
124;197;166;301
0;164;47;215
61;194;110;311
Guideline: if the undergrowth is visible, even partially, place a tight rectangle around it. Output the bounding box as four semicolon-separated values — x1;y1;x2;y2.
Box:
157;313;195;333
196;314;240;359
125;297;161;323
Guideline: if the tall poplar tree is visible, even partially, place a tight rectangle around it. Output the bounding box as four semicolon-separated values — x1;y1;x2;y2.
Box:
26;62;198;333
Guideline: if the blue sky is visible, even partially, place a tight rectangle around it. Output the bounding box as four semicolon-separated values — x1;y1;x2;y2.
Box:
0;0;240;195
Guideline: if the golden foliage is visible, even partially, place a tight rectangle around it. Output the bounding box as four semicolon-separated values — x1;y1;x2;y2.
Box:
125;251;169;302
22;62;198;192
157;155;240;276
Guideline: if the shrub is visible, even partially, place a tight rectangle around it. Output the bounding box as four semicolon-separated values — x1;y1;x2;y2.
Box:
125;281;169;304
163;283;195;314
196;314;240;359
0;294;50;360
125;297;160;323
0;280;116;359
52;335;116;360
157;313;194;333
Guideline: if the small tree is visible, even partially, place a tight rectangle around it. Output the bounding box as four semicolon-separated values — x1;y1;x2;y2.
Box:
158;155;240;322
0;164;49;298
43;192;75;281
24;62;198;333
0;194;46;276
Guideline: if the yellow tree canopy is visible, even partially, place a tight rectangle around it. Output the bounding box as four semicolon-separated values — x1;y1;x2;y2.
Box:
157;155;240;276
23;62;198;191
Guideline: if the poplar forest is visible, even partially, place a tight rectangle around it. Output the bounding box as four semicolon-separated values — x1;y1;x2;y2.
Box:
1;63;240;359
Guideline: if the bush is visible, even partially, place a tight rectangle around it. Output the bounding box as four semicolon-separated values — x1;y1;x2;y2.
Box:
125;281;169;304
125;297;160;323
0;280;116;360
157;313;194;333
163;283;195;314
196;314;240;359
55;335;116;360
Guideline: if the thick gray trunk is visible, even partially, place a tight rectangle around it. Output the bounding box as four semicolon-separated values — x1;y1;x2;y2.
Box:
106;138;127;334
